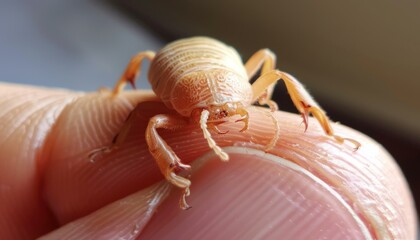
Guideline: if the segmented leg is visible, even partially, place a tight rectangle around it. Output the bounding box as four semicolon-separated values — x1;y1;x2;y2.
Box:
112;51;156;95
235;108;250;132
207;120;229;134
200;110;229;161
88;109;137;162
146;114;192;209
251;70;361;149
257;107;281;151
245;49;278;111
244;49;280;150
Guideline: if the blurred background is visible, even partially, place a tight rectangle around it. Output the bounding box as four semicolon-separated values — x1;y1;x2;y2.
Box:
1;0;419;225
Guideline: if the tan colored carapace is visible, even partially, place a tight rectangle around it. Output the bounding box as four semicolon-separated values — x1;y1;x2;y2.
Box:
92;37;360;209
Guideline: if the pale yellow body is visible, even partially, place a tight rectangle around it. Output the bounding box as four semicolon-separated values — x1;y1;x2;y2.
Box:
95;36;360;209
149;37;253;116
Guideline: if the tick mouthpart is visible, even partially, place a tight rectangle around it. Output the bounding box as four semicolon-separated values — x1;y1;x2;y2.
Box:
207;102;246;120
191;102;250;133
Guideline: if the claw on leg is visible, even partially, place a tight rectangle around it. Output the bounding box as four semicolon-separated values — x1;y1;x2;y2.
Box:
168;171;192;210
266;112;281;151
303;104;361;150
146;114;194;209
235;108;249;132
333;135;361;151
300;101;310;132
255;107;281;151
88;108;138;162
208;120;229;134
251;70;360;150
345;138;361;151
301;112;309;132
258;91;279;112
180;187;191;210
169;161;192;172
87;146;113;163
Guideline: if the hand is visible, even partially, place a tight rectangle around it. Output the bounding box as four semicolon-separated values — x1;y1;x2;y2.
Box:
0;83;416;239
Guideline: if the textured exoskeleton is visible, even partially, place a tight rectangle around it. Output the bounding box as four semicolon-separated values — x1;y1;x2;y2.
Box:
91;37;360;209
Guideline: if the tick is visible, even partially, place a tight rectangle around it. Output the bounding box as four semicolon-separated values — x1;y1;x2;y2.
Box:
91;36;360;209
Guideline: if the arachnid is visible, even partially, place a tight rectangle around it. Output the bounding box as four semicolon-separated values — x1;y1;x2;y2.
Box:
90;37;360;209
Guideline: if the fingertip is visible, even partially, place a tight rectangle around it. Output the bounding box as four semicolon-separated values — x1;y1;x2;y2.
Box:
140;148;371;239
37;89;415;239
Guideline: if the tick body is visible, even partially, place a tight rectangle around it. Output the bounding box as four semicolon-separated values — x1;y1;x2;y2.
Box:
95;37;360;209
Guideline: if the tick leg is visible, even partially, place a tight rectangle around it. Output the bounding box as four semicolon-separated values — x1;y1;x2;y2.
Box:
235;108;250;132
208;120;229;134
244;49;278;111
251;70;361;149
146;114;192;209
245;49;276;79
112;51;156;96
245;50;282;149
88;109;137;162
200;110;229;161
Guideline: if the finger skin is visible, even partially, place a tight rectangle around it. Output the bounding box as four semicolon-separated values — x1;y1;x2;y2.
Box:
141;150;371;239
42;91;165;224
41;150;371;240
0;83;416;239
0;83;80;239
38;182;172;240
